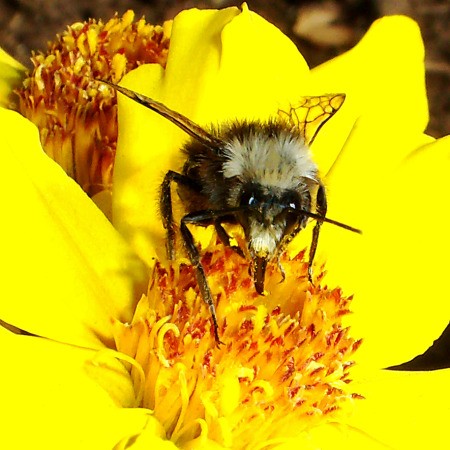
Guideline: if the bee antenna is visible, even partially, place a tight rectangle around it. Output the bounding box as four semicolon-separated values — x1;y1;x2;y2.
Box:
298;209;361;234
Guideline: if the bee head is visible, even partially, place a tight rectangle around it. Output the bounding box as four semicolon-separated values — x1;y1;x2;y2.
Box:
236;183;310;294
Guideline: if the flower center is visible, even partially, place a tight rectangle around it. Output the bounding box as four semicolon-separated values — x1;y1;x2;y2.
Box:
113;240;362;448
16;11;169;198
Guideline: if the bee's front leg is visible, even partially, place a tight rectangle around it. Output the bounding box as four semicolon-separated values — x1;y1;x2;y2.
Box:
308;182;327;283
214;220;245;258
180;215;224;346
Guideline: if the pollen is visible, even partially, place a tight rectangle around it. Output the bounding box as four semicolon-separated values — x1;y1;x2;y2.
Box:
112;240;362;448
16;10;170;197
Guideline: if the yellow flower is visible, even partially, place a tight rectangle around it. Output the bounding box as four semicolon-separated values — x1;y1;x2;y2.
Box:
1;5;449;450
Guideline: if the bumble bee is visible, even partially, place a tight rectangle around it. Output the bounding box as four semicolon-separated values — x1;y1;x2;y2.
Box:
102;80;361;344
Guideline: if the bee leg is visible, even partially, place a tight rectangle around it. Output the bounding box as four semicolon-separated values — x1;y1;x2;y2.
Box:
160;170;200;260
214;221;245;258
276;254;286;284
308;183;327;283
180;216;224;346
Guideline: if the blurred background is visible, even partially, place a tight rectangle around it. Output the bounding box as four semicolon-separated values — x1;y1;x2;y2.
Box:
1;0;448;137
0;0;448;368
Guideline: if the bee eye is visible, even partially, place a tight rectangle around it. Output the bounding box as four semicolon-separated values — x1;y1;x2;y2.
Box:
240;190;257;208
280;191;301;212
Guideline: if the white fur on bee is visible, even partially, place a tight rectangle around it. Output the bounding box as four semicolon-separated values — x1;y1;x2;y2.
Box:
248;220;284;257
222;129;318;188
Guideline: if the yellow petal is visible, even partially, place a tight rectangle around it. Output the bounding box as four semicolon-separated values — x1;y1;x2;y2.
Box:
112;5;310;264
0;47;26;108
0;326;157;449
317;133;450;368
309;16;428;175
347;367;450;450
0;108;147;347
213;4;310;121
271;424;394;450
114;411;179;449
274;368;450;449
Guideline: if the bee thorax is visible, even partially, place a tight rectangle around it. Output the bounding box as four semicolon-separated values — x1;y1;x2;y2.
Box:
222;123;318;189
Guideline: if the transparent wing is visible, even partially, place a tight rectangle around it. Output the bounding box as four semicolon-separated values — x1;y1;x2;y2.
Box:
278;94;345;146
99;80;226;151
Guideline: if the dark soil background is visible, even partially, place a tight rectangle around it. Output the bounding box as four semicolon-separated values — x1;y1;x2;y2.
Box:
0;0;448;369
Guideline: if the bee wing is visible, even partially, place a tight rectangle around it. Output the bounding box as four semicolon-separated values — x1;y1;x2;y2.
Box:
278;94;345;146
100;80;226;151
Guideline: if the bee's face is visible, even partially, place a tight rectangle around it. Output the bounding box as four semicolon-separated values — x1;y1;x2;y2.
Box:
236;183;310;293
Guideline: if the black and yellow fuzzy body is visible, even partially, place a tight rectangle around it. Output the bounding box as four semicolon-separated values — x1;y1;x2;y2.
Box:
101;80;361;344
